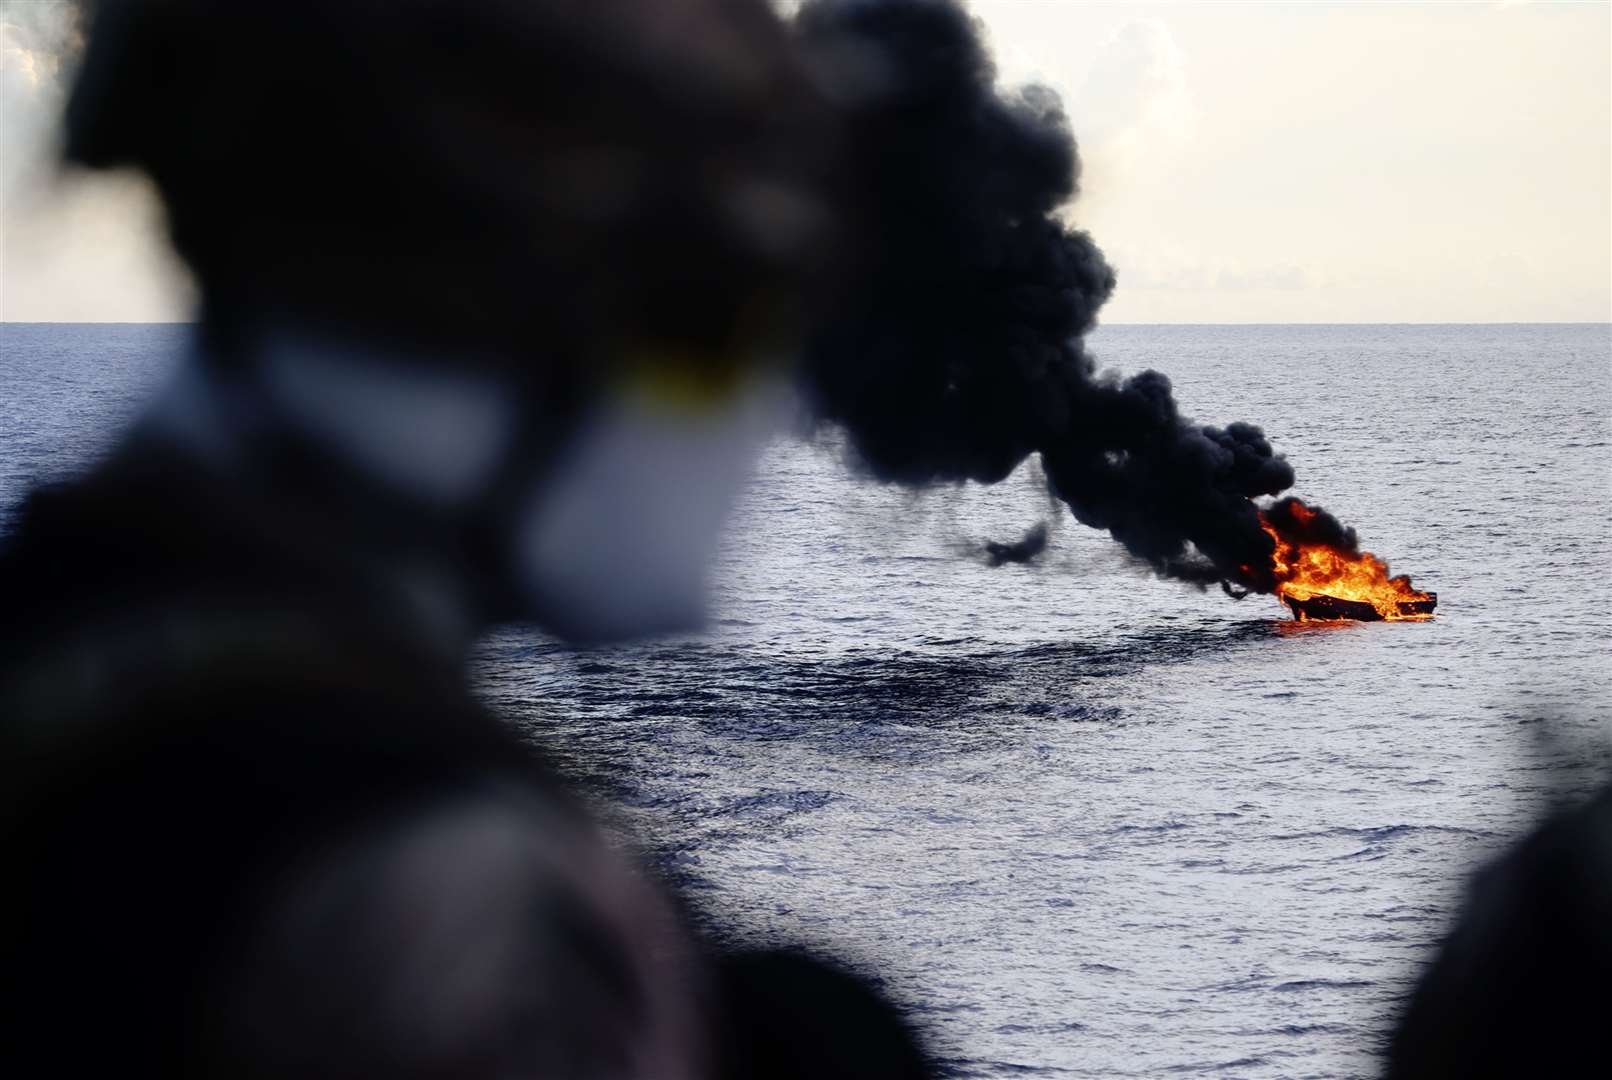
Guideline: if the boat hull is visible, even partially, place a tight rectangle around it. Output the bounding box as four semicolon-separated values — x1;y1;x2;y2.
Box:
1284;592;1437;622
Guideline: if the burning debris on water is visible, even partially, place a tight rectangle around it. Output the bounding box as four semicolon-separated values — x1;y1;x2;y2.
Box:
984;522;1049;567
1251;497;1437;622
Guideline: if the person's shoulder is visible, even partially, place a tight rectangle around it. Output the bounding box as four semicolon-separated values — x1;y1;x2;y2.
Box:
0;445;536;790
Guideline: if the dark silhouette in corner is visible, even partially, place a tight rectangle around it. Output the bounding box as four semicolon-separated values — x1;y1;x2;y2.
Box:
1387;782;1612;1078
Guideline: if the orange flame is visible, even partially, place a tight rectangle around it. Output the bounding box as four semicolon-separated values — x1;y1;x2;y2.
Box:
1256;503;1434;621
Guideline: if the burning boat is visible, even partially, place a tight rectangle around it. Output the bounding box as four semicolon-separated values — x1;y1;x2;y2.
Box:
1257;501;1437;623
1283;591;1437;622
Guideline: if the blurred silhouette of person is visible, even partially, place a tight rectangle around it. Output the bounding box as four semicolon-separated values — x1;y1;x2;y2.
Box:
1386;782;1612;1078
0;1;927;1076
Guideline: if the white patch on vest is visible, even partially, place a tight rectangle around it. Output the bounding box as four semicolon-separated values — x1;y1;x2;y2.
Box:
517;379;784;641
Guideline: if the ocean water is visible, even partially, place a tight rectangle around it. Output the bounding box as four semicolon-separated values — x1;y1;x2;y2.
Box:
4;322;1611;1077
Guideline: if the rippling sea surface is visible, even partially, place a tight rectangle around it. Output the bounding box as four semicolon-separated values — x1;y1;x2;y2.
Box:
5;322;1611;1078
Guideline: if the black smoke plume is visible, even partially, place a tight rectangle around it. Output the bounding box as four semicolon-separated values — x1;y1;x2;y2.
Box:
794;0;1304;593
1261;495;1357;552
984;522;1048;567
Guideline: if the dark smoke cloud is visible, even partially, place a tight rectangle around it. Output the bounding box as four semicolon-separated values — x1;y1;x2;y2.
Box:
1261;495;1357;552
793;0;1300;593
984;522;1048;567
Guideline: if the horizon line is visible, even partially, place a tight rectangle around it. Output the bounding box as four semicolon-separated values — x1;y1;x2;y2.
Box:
3;319;1609;328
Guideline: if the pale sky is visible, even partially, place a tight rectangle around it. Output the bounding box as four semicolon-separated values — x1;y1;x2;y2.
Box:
976;0;1612;323
1;0;1608;323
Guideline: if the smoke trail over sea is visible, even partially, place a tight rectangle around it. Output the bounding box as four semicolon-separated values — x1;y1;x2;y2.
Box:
792;0;1381;598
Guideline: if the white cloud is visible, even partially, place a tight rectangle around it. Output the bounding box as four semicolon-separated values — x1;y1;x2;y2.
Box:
1103;240;1320;294
1078;19;1194;156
